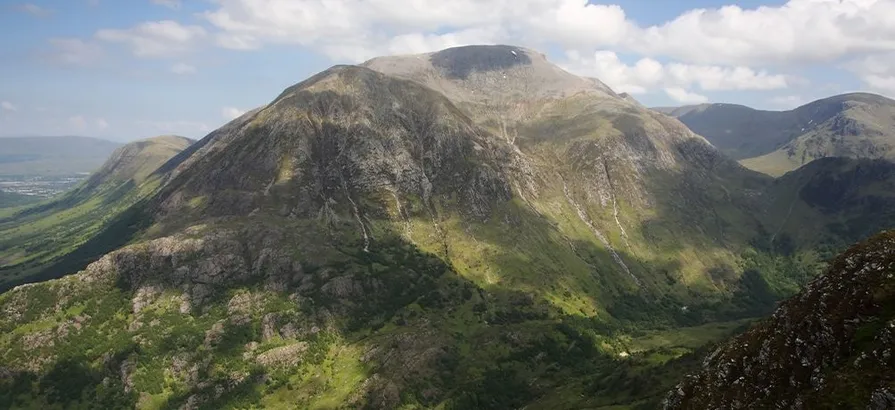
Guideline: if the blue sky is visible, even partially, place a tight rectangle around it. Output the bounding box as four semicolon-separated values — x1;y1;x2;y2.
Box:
0;0;892;142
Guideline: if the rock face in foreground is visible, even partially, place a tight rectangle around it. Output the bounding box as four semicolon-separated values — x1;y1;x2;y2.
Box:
664;231;895;409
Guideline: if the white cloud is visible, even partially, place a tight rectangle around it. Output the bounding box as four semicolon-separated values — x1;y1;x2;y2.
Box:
17;3;54;17
151;0;181;9
221;107;245;120
95;20;206;58
844;53;895;96
562;50;788;94
68;115;88;129
170;62;196;75
47;38;104;66
629;0;895;66
1;101;17;112
664;87;709;104
200;0;895;67
201;0;626;60
96;118;109;130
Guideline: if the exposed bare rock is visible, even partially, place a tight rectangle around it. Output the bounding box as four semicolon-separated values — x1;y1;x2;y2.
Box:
665;231;895;409
255;342;309;368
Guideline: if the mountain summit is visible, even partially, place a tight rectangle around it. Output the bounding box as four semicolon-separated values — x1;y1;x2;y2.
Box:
363;45;618;103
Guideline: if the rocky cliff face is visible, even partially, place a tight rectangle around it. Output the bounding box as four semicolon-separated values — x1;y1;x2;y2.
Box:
664;231;895;409
136;46;772;320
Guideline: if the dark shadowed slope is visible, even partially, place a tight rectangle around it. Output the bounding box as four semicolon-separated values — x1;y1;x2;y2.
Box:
665;230;895;409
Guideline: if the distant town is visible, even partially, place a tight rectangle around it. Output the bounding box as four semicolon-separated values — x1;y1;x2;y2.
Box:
0;174;89;198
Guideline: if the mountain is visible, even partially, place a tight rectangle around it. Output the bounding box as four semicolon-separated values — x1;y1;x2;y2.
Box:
618;92;644;107
0;135;193;291
0;136;122;176
660;93;895;176
1;46;895;409
663;230;895;409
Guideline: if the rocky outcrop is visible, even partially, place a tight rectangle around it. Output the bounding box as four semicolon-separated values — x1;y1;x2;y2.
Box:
664;231;895;409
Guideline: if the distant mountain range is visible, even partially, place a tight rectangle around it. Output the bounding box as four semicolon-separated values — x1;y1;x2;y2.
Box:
0;136;122;176
656;93;895;176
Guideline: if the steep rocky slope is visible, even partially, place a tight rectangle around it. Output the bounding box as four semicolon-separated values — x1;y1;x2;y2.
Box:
661;93;895;176
664;230;895;409
0;135;193;291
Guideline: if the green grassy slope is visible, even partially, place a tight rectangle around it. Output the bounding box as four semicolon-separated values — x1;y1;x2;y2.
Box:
0;136;193;291
0;215;750;410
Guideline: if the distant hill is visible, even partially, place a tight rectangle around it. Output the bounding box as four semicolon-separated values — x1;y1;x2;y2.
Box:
0;136;122;176
0;135;193;290
658;93;895;176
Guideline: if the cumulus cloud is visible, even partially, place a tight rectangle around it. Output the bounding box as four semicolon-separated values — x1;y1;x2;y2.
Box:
170;62;197;75
630;0;895;66
199;0;895;67
664;87;709;104
844;53;895;96
96;118;109;130
96;20;206;58
1;101;17;112
201;0;628;60
221;107;245;120
562;50;788;94
58;0;895;103
47;38;104;66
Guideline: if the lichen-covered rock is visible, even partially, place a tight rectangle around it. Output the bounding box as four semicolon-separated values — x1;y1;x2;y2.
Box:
664;231;895;409
255;342;308;368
